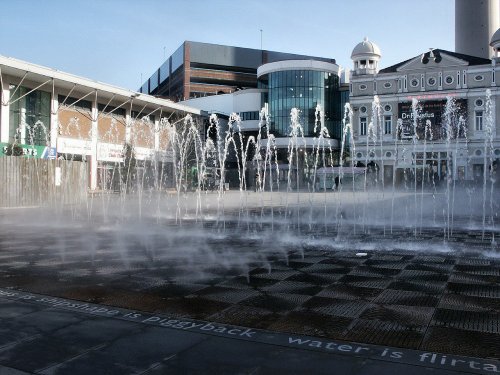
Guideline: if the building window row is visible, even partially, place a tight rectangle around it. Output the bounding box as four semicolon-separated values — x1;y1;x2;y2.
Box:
239;111;260;121
358;116;391;136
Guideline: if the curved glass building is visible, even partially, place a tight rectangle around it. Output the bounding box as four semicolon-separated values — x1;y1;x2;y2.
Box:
257;60;341;138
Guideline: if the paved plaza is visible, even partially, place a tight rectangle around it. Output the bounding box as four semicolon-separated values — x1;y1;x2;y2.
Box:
0;199;499;373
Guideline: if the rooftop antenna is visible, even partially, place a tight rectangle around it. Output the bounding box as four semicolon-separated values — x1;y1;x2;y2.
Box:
260;29;263;50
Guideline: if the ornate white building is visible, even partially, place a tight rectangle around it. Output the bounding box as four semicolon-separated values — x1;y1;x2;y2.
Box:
348;32;500;188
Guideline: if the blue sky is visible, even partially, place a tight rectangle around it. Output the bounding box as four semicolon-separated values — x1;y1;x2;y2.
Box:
0;0;454;90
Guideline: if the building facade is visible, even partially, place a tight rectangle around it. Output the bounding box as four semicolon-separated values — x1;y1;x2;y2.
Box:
0;55;202;191
348;36;500;187
181;56;349;188
139;41;336;101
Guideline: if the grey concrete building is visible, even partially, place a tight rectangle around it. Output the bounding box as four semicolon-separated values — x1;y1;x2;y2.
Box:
455;0;499;59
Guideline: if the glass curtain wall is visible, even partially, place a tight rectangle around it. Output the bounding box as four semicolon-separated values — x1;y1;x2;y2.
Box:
9;86;51;145
267;70;339;137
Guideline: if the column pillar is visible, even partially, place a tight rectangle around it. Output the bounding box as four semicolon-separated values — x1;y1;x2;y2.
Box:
0;79;10;143
90;92;98;190
50;90;58;149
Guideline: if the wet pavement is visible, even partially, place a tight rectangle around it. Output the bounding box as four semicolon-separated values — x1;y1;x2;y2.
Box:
1;289;499;374
0;206;499;373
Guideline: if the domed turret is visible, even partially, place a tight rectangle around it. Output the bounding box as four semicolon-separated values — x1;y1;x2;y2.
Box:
490;28;500;57
351;37;381;59
351;37;381;76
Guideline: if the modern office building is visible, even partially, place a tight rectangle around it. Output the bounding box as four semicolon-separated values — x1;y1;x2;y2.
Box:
181;56;349;188
348;33;500;187
0;55;202;192
139;41;336;101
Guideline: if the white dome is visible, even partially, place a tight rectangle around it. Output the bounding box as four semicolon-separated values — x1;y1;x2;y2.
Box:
351;37;381;59
491;28;500;47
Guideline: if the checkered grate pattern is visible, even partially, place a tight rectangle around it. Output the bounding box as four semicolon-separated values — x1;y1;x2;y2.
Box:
0;220;499;359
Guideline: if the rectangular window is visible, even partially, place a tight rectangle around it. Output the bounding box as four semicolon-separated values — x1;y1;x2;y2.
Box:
384;116;392;134
475;111;483;131
9;85;51;145
360;117;367;136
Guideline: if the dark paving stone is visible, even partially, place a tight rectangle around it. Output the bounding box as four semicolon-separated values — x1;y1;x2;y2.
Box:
0;300;43;319
38;326;208;375
148;335;364;375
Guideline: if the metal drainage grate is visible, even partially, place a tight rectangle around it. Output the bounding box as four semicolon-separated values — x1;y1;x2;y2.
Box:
406;263;454;273
241;292;311;312
456;258;492;266
285;272;338;285
376;289;439;307
389;280;446;294
399;269;449;282
198;288;261;304
412;255;448;263
454;265;500;276
432;308;500;334
448;272;497;285
207;304;275;328
447;282;500;298
302;296;370;318
262;281;323;296
344;319;424;348
421;326;500;359
267;311;353;337
354;266;402;277
316;284;382;301
438;293;500;312
367;255;404;262
360;304;434;326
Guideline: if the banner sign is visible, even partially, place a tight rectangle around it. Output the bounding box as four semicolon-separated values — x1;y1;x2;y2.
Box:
57;137;92;156
398;99;467;141
97;143;124;163
0;142;56;159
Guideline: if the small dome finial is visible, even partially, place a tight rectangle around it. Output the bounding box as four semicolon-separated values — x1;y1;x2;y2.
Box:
363;36;368;42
